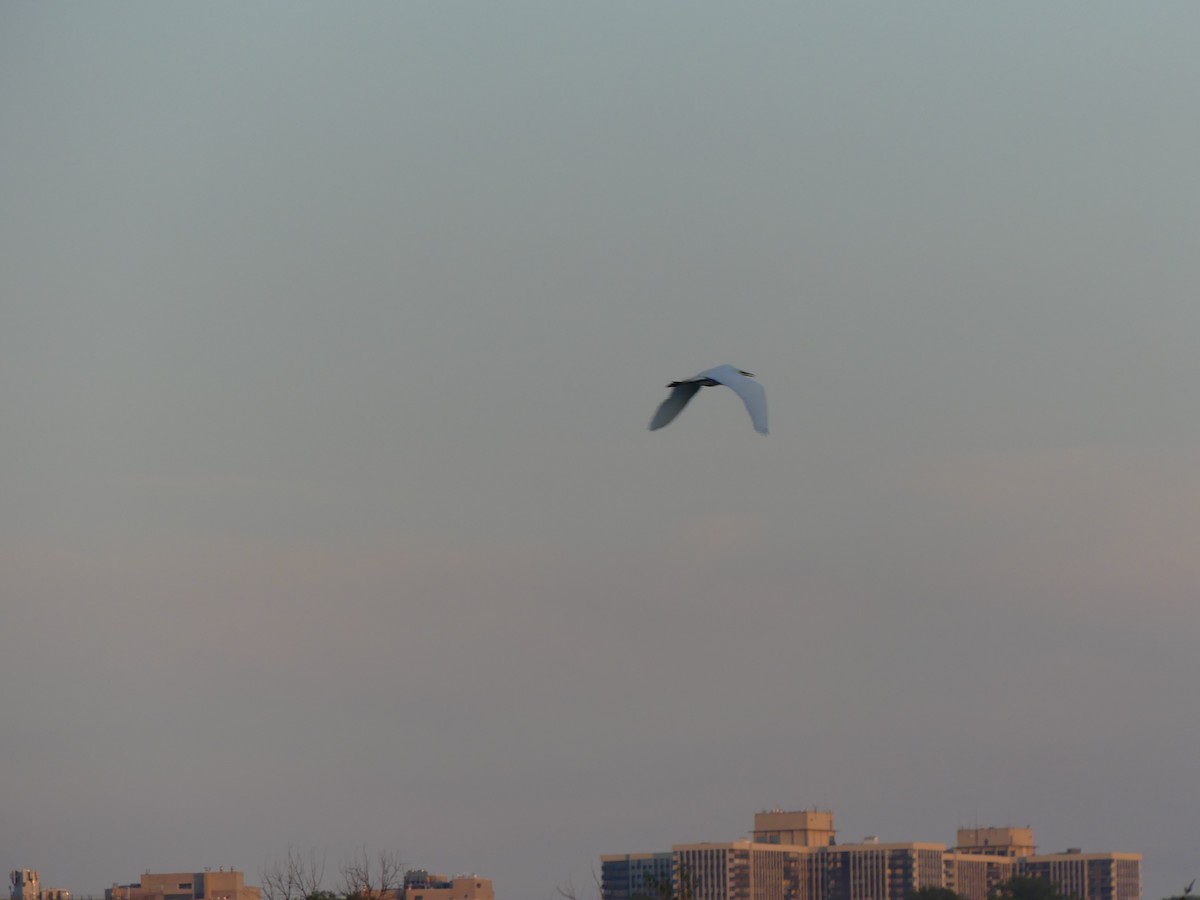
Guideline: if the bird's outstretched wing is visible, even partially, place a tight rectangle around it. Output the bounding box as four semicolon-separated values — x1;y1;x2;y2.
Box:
701;365;768;434
649;381;702;430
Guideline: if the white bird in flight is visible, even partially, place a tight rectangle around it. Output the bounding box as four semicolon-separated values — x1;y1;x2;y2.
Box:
649;364;768;435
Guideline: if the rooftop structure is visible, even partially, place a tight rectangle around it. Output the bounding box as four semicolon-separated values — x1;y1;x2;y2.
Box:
956;828;1038;859
753;811;836;849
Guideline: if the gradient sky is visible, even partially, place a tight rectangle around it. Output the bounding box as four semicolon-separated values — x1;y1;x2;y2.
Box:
3;5;1199;900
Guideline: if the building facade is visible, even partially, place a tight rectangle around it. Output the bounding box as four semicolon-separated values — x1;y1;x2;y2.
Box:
672;842;823;900
943;852;1015;900
1020;853;1142;900
601;854;675;900
11;871;41;900
106;871;261;900
823;842;945;900
390;872;494;900
11;870;70;900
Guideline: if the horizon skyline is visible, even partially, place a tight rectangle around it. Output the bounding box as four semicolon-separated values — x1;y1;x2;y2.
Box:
9;811;1150;897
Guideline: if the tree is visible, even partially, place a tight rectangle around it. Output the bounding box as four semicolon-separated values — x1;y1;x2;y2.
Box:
261;846;327;900
555;868;602;900
1162;881;1196;900
338;848;403;900
990;876;1077;900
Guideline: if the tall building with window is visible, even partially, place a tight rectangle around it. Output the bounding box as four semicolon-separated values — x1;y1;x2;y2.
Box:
601;854;675;900
672;842;823;900
1020;853;1142;900
943;852;1016;900
600;810;1141;900
672;843;748;900
823;841;945;900
11;871;41;900
11;870;70;900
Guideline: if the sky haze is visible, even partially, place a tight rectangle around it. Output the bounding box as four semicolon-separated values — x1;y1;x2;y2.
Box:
3;6;1199;900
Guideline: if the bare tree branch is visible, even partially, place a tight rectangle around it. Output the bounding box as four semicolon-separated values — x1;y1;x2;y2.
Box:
557;865;603;900
339;848;403;900
377;850;402;896
339;848;370;900
262;846;326;900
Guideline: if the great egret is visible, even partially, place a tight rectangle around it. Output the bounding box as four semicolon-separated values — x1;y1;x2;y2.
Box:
649;364;768;435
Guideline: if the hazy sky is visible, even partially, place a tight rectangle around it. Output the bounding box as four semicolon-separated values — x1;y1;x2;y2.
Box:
3;5;1199;900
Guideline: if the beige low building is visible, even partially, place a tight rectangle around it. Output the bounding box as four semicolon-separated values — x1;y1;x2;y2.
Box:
107;871;261;900
385;873;493;900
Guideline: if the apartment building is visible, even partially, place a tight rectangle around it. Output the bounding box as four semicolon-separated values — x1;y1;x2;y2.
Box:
601;853;675;900
11;872;40;900
1020;853;1142;900
823;841;945;900
600;811;1141;900
943;852;1015;900
672;843;747;900
672;842;823;900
